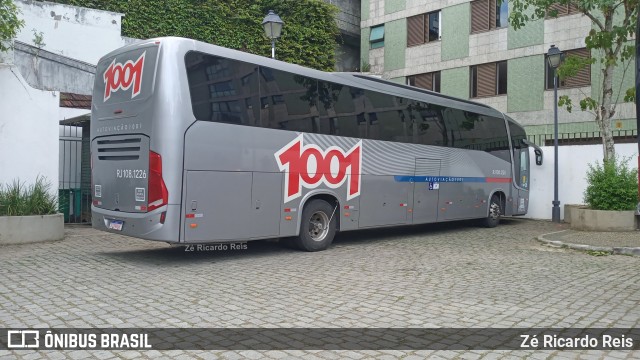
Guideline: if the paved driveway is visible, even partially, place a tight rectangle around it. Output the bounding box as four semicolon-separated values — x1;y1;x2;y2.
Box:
0;219;638;359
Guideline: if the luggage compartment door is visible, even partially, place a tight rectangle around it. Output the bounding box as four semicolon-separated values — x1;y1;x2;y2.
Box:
184;171;281;242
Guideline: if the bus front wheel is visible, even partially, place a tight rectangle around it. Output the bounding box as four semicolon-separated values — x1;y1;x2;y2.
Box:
295;199;337;251
482;195;502;228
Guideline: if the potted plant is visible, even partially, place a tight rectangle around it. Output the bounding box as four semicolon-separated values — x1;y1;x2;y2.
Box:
571;157;639;231
0;177;64;244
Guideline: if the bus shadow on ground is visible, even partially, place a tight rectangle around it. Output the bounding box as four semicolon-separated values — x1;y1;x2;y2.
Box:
96;218;522;265
333;218;522;245
96;239;291;265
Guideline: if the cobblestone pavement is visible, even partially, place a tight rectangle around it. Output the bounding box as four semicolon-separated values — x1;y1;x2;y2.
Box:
0;219;639;359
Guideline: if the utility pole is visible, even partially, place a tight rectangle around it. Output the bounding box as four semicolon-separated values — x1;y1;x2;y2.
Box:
635;5;640;220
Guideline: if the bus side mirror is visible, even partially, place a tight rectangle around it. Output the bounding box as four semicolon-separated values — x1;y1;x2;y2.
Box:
534;149;543;165
522;139;543;166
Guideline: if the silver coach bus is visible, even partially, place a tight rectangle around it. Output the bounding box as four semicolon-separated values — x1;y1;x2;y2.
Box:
91;37;542;251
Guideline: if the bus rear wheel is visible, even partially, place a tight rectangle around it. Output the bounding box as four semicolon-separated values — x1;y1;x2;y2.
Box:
482;195;502;228
295;199;337;252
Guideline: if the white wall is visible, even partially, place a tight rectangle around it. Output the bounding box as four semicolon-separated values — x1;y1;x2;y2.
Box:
0;1;125;194
524;143;639;220
14;0;125;64
0;65;59;188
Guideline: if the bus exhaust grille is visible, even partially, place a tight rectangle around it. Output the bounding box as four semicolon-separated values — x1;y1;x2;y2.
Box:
96;137;142;161
98;147;140;153
97;138;142;145
98;155;139;160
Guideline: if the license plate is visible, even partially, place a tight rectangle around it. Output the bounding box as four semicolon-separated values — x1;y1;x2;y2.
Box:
108;220;123;231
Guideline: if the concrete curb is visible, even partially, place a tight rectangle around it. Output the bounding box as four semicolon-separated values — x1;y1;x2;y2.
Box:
0;214;64;245
537;230;640;256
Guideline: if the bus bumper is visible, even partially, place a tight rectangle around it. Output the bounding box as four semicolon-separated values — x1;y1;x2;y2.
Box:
91;204;182;243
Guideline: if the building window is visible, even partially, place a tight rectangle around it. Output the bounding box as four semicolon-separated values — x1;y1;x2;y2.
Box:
407;72;441;93
471;0;508;33
497;61;507;94
370;25;385;49
545;48;590;89
497;0;508;28
470;61;507;98
545;2;580;18
407;11;441;47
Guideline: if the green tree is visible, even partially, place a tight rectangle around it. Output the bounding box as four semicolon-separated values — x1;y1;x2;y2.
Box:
509;0;638;162
0;0;25;52
50;0;340;71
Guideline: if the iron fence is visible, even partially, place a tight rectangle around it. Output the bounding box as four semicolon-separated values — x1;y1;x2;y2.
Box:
59;125;91;224
527;129;638;146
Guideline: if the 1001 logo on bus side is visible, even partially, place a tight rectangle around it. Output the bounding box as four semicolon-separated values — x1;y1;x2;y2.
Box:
275;135;362;203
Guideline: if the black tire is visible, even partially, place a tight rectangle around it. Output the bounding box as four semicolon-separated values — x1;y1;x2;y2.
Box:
294;199;337;252
482;194;502;228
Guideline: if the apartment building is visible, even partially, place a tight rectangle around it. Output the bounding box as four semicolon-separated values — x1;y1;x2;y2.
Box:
360;0;637;142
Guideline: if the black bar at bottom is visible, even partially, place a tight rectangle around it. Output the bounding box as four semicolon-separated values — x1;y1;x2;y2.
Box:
1;328;639;350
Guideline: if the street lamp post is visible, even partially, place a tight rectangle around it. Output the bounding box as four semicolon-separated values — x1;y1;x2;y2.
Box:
547;44;564;223
635;14;640;217
262;10;284;59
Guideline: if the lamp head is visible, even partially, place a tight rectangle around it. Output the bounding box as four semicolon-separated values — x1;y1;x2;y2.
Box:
262;10;284;39
547;44;564;69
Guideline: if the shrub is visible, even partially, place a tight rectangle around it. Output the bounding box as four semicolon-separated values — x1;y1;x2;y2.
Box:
583;157;638;211
0;177;58;216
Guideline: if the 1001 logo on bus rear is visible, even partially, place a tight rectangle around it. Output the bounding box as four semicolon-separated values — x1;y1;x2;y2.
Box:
103;52;145;101
275;135;362;203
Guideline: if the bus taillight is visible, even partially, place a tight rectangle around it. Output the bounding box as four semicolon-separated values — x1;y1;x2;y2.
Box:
148;150;168;212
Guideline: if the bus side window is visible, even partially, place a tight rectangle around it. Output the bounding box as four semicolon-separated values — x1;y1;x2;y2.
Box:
410;102;446;147
318;81;363;138
363;91;410;142
259;67;319;132
185;52;260;126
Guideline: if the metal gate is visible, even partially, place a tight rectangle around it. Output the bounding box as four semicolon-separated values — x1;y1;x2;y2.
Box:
59;125;91;223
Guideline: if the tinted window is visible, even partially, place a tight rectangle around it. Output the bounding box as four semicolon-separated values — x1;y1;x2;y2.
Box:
364;91;412;142
185;52;259;125
509;121;527;149
185;52;508;155
509;121;529;187
409;101;447;146
318;82;365;138
259;67;319;131
442;109;510;161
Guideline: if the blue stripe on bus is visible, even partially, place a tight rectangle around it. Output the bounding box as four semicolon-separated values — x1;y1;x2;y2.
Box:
394;176;492;183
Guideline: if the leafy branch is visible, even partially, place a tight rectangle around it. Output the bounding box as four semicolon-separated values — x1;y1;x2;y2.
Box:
0;0;25;53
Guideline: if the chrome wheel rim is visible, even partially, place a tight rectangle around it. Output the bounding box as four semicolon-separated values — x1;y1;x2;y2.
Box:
308;211;329;242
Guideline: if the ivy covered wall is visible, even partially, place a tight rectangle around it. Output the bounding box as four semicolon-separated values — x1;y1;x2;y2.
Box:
51;0;340;71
